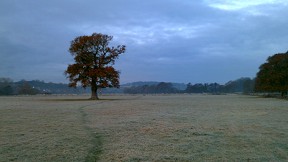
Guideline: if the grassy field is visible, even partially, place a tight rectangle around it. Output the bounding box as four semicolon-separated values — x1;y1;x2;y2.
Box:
0;94;287;161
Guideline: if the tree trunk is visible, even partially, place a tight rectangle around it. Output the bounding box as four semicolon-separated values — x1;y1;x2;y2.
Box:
90;84;99;100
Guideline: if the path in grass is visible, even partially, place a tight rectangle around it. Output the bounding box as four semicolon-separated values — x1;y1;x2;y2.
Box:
41;97;106;162
78;103;103;162
79;95;143;161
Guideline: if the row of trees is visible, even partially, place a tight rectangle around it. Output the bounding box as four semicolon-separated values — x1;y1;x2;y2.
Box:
186;77;255;94
123;77;255;94
0;78;39;95
0;79;89;96
124;82;179;94
0;77;255;95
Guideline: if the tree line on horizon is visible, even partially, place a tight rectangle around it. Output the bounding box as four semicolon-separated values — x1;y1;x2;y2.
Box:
0;77;254;96
0;79;88;96
123;77;255;94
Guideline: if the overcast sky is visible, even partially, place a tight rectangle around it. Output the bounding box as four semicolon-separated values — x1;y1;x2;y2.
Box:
1;0;288;84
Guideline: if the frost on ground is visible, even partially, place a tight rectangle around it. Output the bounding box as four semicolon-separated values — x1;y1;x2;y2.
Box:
0;94;287;161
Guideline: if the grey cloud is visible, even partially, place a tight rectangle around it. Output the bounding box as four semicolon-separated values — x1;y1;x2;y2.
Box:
1;0;287;83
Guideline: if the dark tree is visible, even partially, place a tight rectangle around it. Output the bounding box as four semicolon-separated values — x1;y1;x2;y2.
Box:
243;78;255;94
185;83;207;93
224;77;254;93
0;78;14;95
123;82;178;94
18;81;39;95
65;33;126;99
255;51;288;97
155;82;178;93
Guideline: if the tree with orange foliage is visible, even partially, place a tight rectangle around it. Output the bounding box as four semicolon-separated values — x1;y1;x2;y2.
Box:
65;33;126;99
255;51;288;97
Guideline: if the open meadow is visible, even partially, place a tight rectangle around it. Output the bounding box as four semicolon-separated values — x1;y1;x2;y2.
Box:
0;94;287;161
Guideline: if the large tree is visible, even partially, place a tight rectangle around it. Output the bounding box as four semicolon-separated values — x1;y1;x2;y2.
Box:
65;33;126;99
255;51;288;97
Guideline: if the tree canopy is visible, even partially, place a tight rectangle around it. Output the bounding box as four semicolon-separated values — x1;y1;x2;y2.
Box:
255;51;288;96
65;33;126;99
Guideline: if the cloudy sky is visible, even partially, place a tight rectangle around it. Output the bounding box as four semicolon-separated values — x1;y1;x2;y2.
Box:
1;0;288;84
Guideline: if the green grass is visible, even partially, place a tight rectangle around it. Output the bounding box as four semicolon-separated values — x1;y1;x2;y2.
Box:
0;94;287;161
